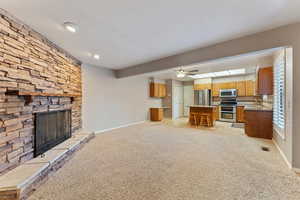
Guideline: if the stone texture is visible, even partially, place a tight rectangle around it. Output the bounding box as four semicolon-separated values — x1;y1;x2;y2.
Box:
0;132;94;200
0;12;82;174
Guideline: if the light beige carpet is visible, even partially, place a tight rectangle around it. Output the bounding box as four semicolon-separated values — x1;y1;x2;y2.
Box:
29;120;300;200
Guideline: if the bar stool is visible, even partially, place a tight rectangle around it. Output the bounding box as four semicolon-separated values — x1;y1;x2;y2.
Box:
190;112;199;127
199;113;212;127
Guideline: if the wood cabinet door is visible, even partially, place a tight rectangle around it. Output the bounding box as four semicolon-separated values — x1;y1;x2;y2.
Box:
215;106;220;120
154;83;160;97
219;83;227;90
236;106;245;122
150;108;163;121
212;83;220;97
245;80;255;96
161;84;166;97
227;82;236;89
244;110;273;139
150;83;155;97
150;83;166;98
258;67;273;95
158;84;163;97
194;83;212;90
236;81;246;96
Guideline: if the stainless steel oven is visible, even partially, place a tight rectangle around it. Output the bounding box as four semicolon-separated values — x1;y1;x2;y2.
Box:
220;105;236;122
220;89;237;98
219;95;237;122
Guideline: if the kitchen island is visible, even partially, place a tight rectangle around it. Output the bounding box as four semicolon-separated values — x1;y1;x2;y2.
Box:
189;105;218;127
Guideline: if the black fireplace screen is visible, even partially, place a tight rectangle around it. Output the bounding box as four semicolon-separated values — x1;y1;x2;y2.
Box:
34;110;71;157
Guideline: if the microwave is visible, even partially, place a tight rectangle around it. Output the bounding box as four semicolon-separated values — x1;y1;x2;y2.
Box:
219;89;237;98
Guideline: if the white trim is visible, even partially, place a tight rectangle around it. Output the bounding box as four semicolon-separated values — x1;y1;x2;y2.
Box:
95;121;146;134
272;138;292;169
293;168;300;174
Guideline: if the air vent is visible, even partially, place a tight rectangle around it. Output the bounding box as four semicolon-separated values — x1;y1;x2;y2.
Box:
261;146;270;152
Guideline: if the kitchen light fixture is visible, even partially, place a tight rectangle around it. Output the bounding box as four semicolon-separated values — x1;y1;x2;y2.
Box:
214;71;230;77
93;54;100;60
63;22;78;33
188;68;246;79
228;68;246;75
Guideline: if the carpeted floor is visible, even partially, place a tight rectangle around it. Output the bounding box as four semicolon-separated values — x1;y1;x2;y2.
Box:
29;120;300;200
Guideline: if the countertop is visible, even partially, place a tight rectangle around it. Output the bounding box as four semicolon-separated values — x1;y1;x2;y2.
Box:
213;101;273;112
151;107;171;109
243;105;273;112
188;105;216;108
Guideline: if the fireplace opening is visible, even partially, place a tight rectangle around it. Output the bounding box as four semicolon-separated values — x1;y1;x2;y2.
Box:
34;110;71;157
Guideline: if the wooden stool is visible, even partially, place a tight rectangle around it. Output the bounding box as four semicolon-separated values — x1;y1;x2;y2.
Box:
199;113;212;127
190;112;199;127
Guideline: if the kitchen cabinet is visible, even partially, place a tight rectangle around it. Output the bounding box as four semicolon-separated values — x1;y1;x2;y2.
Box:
212;83;220;97
150;108;163;121
150;83;166;98
244;110;273;139
236;81;246;96
257;66;273;95
204;80;256;97
215;106;220;120
236;106;245;122
245;80;255;96
194;83;212;90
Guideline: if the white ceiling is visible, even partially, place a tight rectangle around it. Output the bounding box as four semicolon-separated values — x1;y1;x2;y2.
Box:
1;0;300;69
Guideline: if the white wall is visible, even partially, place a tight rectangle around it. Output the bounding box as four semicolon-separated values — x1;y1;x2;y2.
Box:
183;82;194;116
82;64;162;133
172;80;184;119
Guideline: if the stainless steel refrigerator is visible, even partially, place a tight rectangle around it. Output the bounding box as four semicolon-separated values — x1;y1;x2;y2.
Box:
194;89;212;106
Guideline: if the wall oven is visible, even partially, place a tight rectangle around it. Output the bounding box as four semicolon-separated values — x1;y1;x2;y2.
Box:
220;106;236;122
220;89;237;98
219;93;237;122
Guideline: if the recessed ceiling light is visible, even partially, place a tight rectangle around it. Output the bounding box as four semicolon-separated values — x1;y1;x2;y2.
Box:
93;54;100;60
63;22;78;33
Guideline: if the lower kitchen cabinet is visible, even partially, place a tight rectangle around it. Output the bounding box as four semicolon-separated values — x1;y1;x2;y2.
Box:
244;110;273;139
214;106;220;120
236;106;245;123
150;108;163;121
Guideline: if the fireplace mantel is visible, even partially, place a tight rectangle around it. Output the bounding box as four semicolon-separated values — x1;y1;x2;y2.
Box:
5;90;82;105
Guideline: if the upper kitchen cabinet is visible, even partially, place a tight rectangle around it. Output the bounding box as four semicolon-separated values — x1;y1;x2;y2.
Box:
212;83;220;97
257;66;273;95
194;78;212;91
219;82;236;90
194;83;212;90
236;81;246;96
150;83;166;98
245;80;256;96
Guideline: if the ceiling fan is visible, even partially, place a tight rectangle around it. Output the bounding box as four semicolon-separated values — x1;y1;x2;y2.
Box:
175;69;199;78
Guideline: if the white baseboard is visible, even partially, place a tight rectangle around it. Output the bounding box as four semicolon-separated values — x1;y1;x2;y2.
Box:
293;168;300;173
272;138;292;169
95;121;146;134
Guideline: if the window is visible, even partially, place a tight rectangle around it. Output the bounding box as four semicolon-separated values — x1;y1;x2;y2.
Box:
273;49;286;138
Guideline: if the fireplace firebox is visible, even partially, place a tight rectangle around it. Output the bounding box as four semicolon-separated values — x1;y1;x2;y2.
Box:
34;110;71;157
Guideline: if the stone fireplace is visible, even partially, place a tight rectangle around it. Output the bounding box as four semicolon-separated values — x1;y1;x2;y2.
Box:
0;10;82;174
34;109;71;157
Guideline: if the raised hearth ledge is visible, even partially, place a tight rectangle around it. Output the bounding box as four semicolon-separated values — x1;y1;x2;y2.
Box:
0;131;95;200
